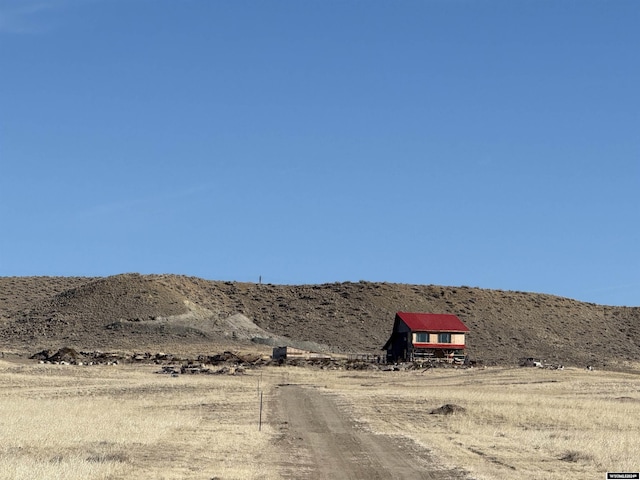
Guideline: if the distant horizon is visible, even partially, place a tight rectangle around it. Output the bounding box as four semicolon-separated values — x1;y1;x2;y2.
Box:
2;1;638;308
2;270;636;307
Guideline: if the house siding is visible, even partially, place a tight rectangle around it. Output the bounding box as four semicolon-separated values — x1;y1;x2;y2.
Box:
412;333;466;345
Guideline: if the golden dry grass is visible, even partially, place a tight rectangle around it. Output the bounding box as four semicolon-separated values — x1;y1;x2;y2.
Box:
1;360;638;479
291;365;640;480
0;360;280;480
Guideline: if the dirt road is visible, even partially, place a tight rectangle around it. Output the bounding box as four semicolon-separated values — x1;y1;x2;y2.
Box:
272;384;467;479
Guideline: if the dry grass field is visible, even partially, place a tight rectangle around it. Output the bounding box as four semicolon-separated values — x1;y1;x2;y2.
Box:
314;365;640;479
0;359;281;480
0;359;638;479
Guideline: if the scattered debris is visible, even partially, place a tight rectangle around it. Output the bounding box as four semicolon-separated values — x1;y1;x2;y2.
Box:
519;357;543;367
559;450;593;463
30;348;177;366
519;357;565;370
156;363;247;376
29;347;482;374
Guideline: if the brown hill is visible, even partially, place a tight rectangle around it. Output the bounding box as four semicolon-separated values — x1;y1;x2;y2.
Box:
0;274;638;368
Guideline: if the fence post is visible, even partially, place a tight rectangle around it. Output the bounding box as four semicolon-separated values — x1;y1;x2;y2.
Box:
259;391;263;431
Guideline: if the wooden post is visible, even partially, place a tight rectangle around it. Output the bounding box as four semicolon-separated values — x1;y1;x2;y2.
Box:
258;391;263;431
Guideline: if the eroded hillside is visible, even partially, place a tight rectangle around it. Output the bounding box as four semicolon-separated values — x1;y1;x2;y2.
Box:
0;274;638;367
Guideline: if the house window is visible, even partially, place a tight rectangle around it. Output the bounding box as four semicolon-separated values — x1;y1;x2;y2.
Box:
438;333;451;343
415;332;428;343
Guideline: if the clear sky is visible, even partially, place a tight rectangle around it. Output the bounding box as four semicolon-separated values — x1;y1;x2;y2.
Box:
1;0;638;306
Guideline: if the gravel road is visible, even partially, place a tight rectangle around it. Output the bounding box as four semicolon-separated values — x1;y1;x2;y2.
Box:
272;384;467;479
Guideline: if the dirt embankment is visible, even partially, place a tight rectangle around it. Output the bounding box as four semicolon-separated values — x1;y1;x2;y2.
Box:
0;274;638;367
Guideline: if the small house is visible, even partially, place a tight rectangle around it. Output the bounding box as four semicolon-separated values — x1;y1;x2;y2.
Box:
383;311;469;362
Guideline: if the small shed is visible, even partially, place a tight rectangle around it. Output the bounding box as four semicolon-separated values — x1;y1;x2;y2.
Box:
383;312;469;362
272;346;331;361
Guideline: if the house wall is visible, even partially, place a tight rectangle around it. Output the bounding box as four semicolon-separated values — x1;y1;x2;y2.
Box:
397;322;411;334
412;333;466;345
386;321;412;361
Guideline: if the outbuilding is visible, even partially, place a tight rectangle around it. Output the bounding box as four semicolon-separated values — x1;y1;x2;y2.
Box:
383;311;469;362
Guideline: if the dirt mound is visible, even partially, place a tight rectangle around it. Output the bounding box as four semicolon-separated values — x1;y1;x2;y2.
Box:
430;404;466;415
30;347;79;363
0;274;198;351
50;273;189;321
47;347;79;363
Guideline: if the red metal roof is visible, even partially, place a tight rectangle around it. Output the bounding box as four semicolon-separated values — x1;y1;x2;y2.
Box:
396;312;469;332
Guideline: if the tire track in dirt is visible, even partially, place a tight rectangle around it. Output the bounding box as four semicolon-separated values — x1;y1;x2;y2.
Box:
272;384;467;479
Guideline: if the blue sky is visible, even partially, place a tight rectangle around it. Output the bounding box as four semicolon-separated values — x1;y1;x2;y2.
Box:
1;0;638;306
